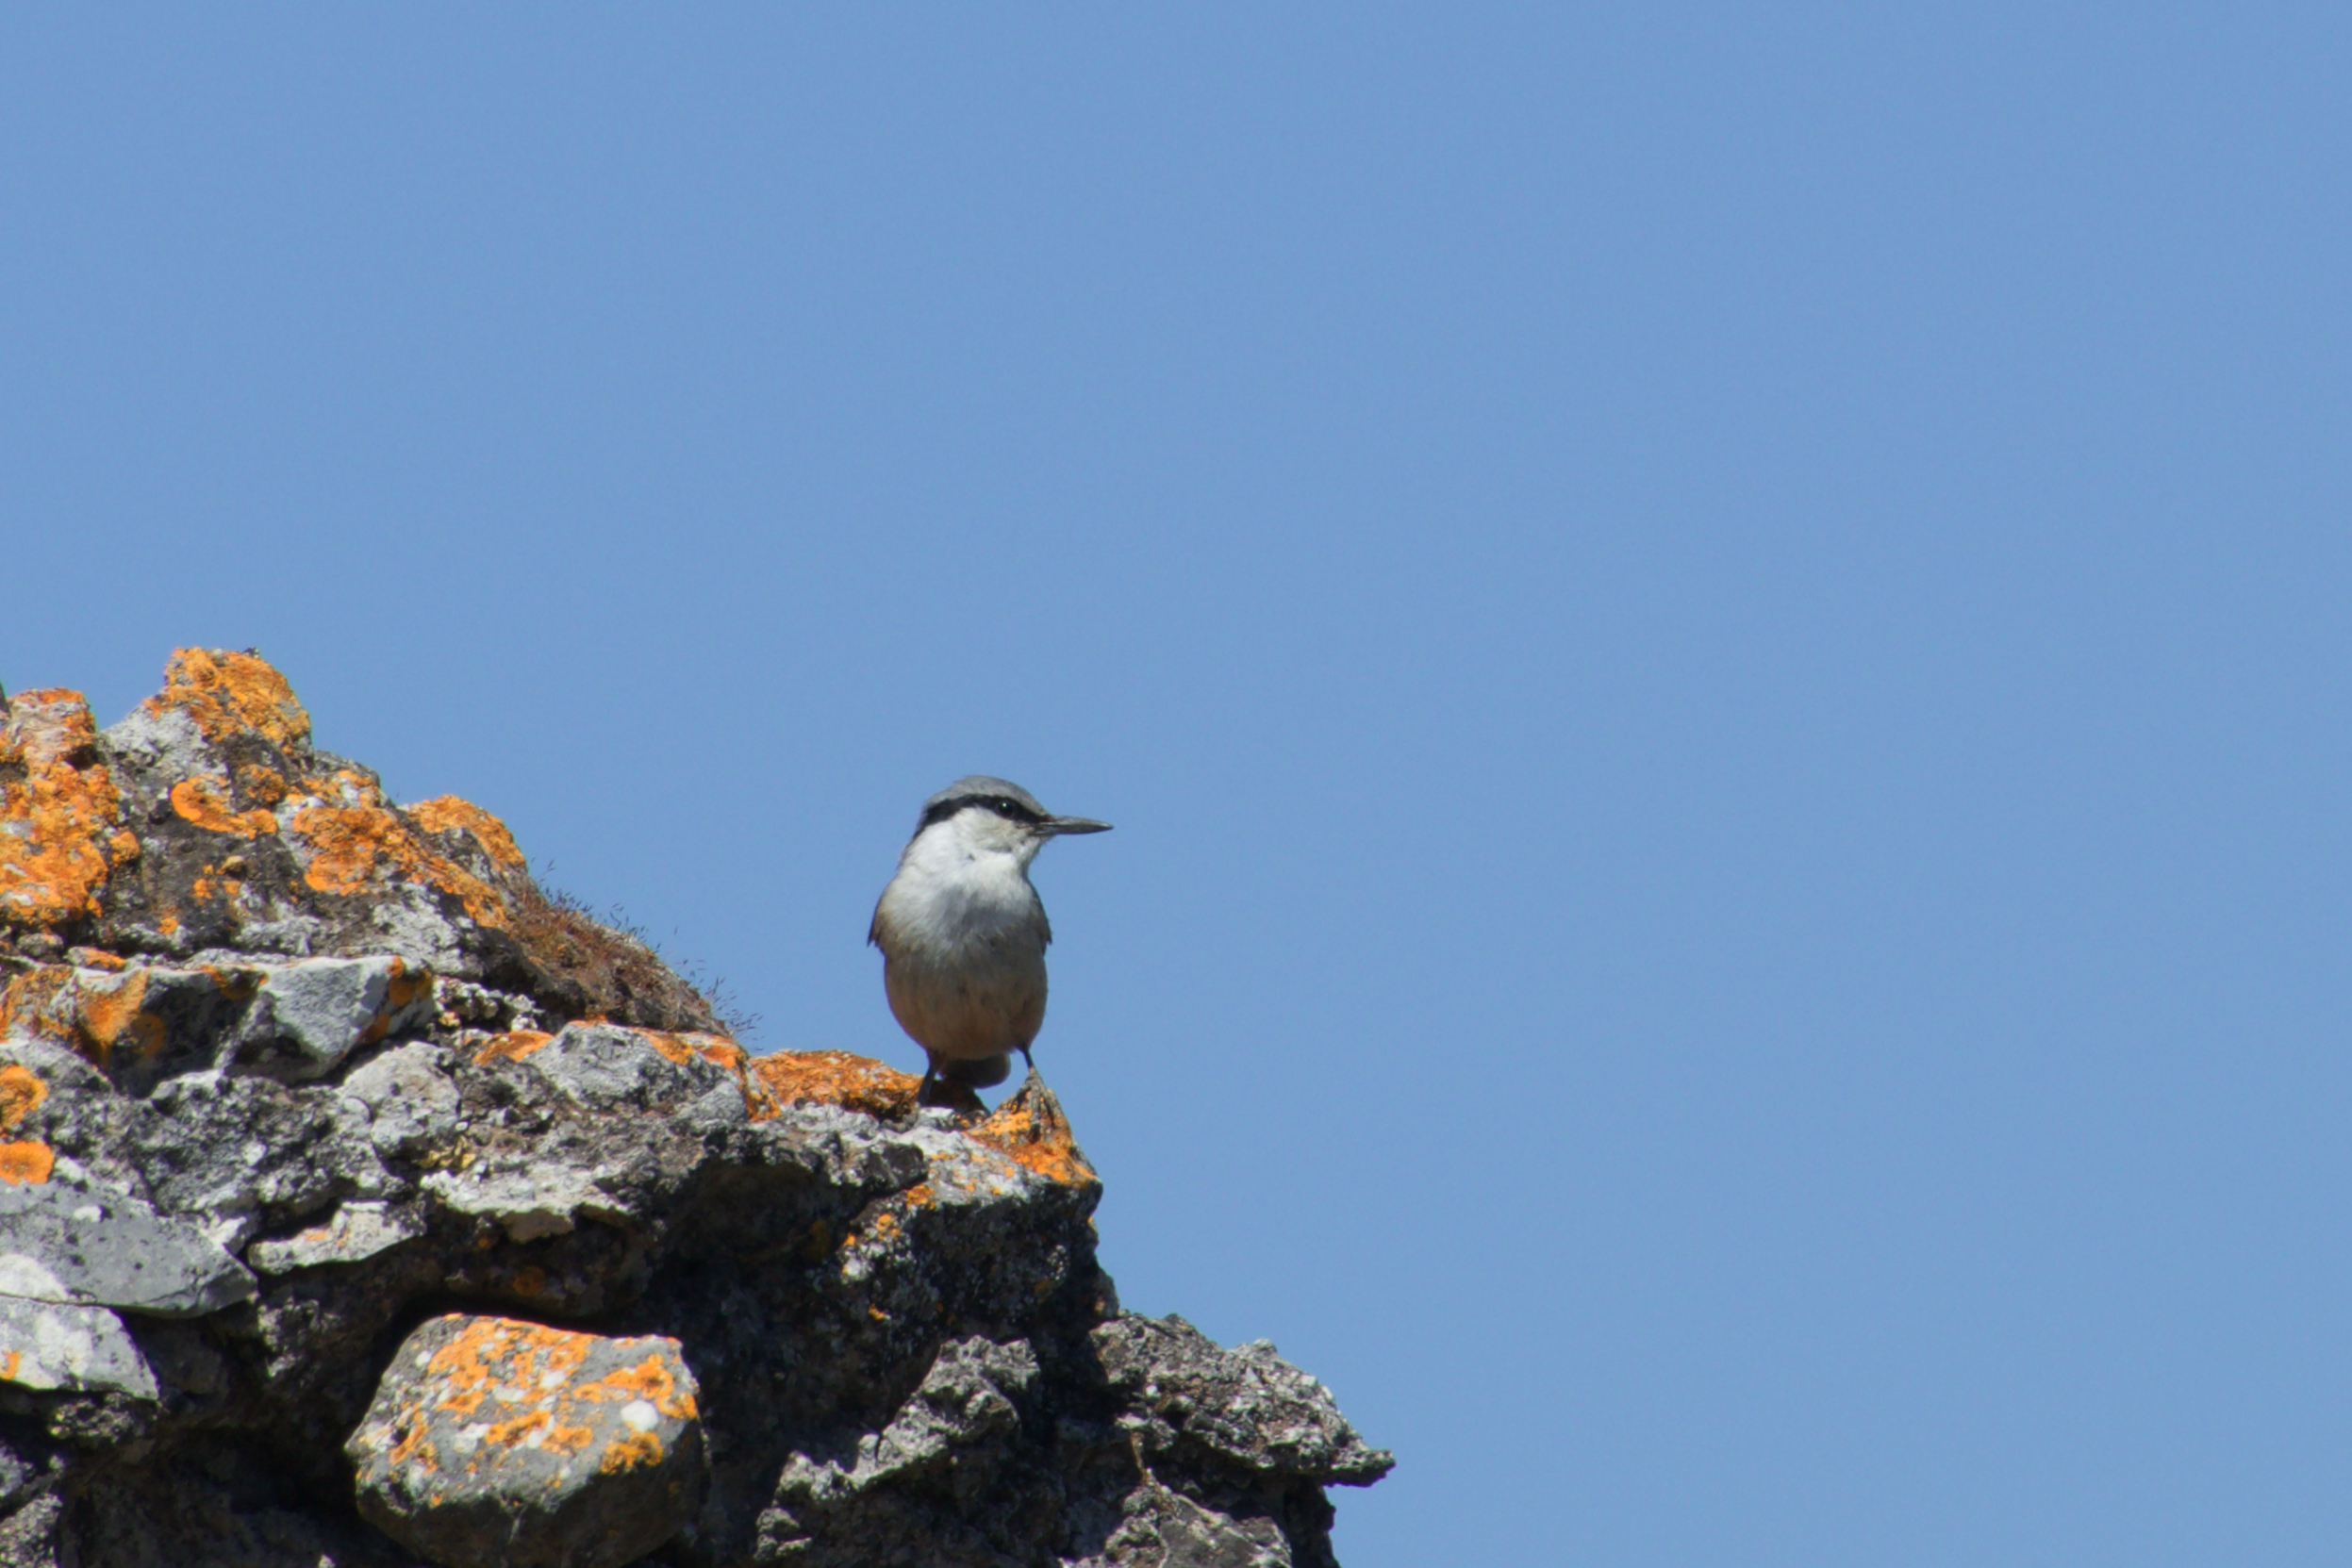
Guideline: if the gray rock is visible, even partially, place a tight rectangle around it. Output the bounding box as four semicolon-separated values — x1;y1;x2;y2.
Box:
0;960;262;1096
0;1296;157;1399
129;1070;392;1248
421;1158;612;1243
348;1313;704;1568
1094;1314;1396;1487
245;1198;424;1275
755;1336;1043;1566
339;1040;459;1156
1090;1489;1302;1568
227;957;436;1082
775;1335;1039;1510
0;1438;32;1514
516;1020;738;1114
0;1490;66;1568
0;1180;255;1316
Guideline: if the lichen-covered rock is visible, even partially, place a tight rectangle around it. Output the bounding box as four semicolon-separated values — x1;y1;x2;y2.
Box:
0;656;1387;1568
348;1314;704;1568
5;650;716;1032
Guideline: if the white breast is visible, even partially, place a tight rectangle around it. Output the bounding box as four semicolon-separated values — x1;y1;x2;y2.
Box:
877;822;1049;951
871;818;1052;1060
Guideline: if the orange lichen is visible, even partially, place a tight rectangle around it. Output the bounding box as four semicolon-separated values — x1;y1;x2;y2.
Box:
0;965;166;1069
371;1317;694;1489
0;1065;46;1131
406;796;527;867
511;1266;547;1296
599;1431;663;1474
235;764;288;805
142;648;311;747
541;1421;596;1455
483;1409;554;1450
68;967;164;1066
640;1032;694;1065
289;778;513;930
425;1318;594;1421
190;872;244;903
639;1031;745;1074
475;1030;554;1065
204;966;262;1000
169;775;279;836
748;1050;922;1121
969;1081;1098;1187
0;689;128;929
389;1416;438;1471
356;960;430;1047
0;1141;54;1184
584;1355;698;1420
0;968;70;1046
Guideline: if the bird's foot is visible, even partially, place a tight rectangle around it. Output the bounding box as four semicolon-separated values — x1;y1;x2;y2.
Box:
915;1067;986;1115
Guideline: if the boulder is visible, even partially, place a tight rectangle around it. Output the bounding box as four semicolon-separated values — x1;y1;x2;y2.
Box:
348;1314;704;1568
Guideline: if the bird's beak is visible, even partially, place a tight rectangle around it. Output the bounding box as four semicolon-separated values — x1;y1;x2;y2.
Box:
1046;816;1113;835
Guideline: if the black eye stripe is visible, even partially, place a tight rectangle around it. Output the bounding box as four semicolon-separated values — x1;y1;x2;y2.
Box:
919;794;1047;831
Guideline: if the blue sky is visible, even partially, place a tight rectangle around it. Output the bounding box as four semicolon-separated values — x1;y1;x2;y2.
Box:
6;8;2350;1563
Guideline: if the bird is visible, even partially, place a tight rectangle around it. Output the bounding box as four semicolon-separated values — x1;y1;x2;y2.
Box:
870;776;1111;1106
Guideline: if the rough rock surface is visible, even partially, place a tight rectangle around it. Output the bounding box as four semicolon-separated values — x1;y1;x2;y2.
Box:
348;1315;704;1568
0;652;1389;1568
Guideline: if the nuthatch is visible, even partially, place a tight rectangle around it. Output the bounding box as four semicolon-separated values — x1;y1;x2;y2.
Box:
869;776;1111;1105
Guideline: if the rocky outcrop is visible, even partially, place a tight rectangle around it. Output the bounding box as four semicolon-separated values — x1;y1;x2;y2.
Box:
0;652;1388;1568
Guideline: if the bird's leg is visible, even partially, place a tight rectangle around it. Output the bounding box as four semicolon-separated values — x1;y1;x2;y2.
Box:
916;1058;986;1115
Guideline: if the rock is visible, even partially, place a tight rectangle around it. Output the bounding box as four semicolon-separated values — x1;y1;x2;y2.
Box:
347;1313;704;1568
1093;1314;1395;1486
760;1335;1040;1560
225;956;435;1082
514;1020;744;1115
6;649;716;1032
339;1039;460;1156
0;1181;255;1315
0;653;1387;1568
128;1070;391;1249
0;1297;157;1399
245;1198;425;1275
422;1158;612;1244
0;1491;66;1568
0;960;263;1095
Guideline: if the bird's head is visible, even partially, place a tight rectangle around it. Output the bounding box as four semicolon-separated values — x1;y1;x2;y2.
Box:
913;776;1112;867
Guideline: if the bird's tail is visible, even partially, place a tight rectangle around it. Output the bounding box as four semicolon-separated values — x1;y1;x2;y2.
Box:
935;1053;1012;1090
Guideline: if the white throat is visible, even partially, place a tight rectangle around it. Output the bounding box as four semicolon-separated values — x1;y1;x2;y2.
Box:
915;807;1046;872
